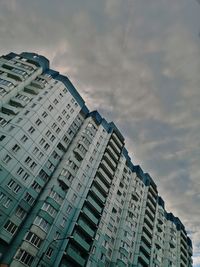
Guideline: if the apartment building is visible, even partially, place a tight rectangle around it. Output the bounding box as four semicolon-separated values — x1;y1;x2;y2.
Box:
0;52;192;267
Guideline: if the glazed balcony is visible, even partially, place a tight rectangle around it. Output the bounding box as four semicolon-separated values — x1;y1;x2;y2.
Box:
97;168;112;185
65;246;85;267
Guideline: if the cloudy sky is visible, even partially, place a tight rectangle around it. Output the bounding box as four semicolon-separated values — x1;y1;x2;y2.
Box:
0;0;200;264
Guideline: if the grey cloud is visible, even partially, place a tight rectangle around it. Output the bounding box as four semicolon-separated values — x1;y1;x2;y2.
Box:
1;0;200;263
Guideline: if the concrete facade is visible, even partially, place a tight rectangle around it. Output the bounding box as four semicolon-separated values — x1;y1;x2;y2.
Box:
0;52;192;267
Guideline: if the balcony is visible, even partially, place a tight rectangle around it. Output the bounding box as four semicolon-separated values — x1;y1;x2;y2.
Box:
157;224;163;233
65;246;86;267
87;195;102;214
57;176;70;191
140;241;151;256
73;232;90;252
138;251;150;267
147;191;157;206
109;139;121;154
145;207;154;222
31;80;45;89
106;145;119;162
157;214;164;225
149;186;157;198
94;176;109;194
116;259;127;267
10;97;26;108
112;132;124;148
58;139;69;152
101;160;114;177
2;104;20;115
103;152;117;169
144;216;154;230
97;168;112;185
143;222;153;236
155;237;162;250
142;231;152;245
77;219;95;238
73;147;85;160
90;185;106;204
169;238;176;249
147;198;156;213
82;206;98;225
24;85;40;95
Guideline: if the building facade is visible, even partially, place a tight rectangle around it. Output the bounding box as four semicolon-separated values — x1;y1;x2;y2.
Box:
0;52;192;267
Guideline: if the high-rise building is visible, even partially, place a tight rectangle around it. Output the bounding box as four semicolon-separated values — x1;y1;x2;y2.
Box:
0;52;192;267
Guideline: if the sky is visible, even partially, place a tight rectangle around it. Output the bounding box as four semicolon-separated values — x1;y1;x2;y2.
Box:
0;0;200;265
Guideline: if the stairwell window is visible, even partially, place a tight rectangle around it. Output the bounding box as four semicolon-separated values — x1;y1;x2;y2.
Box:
25;231;43;248
15;249;34;266
46;247;54;258
4;220;18;235
3;154;12;164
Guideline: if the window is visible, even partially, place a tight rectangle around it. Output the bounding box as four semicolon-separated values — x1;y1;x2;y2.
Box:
0;117;7;127
42;203;57;217
48;105;53;111
12;144;20;153
38;152;44;160
42;111;48;118
66;205;72;214
25;231;42;248
7;179;15;189
3;154;12;164
49;190;63;204
52;122;57;129
46;247;53;258
30;162;37;170
71;194;77;202
13;184;21;194
50;135;55;142
39;138;45;145
44;143;50;150
53;99;58;105
25;156;31;164
35;118;42;126
46;130;51;137
4;220;18;235
61;121;66;126
15;249;34;266
62;109;66;115
54;231;60;240
31;181;42;193
23;173;29;181
76;183;82;191
60;217;66;227
3;198;12;208
33;147;39;154
24;193;35;205
0;134;5;141
34;216;49;232
0;192;5;201
56;127;61;134
28;126;35;134
15;206;26;219
57;116;62;122
24;110;30;116
21;135;28;143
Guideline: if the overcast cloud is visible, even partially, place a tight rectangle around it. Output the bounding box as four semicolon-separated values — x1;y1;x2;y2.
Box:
0;0;200;264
